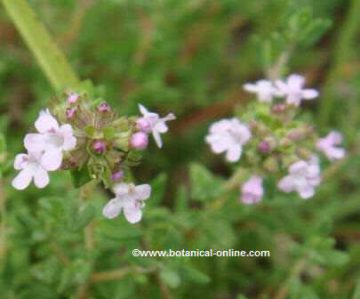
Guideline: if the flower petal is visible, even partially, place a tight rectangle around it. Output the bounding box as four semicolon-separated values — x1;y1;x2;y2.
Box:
152;131;163;148
124;205;142;224
35;110;59;133
24;133;46;152
103;198;122;219
12;169;33;190
41;149;63;171
226;145;241;162
277;176;294;193
138;104;149;116
34;168;49;188
302;89;319;99
112;183;130;196
14;153;28;170
135;184;151;200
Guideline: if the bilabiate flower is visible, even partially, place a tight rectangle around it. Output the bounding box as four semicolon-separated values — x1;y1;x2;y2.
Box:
24;109;77;170
277;157;321;199
102;183;151;223
316;131;345;161
12;151;52;190
206;118;251;162
137;104;176;148
241;175;264;204
275;74;319;106
243;80;277;102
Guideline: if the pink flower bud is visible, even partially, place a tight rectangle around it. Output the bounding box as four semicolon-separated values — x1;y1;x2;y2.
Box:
111;170;124;181
130;132;148;150
97;102;111;112
136;117;152;133
66;108;76;119
258;140;271;153
92;140;107;154
67;92;79;104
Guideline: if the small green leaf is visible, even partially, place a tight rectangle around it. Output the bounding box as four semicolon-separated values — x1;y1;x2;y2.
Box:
71;167;92;188
160;268;181;289
190;163;224;201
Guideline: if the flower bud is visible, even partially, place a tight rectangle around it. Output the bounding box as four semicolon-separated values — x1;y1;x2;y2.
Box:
130;132;148;150
258;140;271;154
66;108;76;119
67;92;79;104
97;102;111;112
92;140;107;154
111;170;124;181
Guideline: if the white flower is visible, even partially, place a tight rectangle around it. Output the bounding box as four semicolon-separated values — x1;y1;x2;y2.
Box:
277;157;321;199
102;183;151;223
137;104;176;148
205;118;251;162
316;131;345;161
24;109;76;170
275;74;319;106
243;80;277;102
12;151;52;190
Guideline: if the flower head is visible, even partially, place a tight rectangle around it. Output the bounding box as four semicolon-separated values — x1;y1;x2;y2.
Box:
24;110;76;170
12;151;52;190
205;118;251;162
275;74;319;106
243;80;277;102
241;175;264;204
102;183;151;223
137;104;175;148
278;157;321;199
316;131;345;161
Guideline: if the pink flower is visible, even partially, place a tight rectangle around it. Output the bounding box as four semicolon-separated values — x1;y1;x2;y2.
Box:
241;176;264;204
137;104;176;148
102;183;151;223
67;92;79;104
205;118;251;162
12;151;52;190
130;132;148;150
278;157;321;199
316;131;345;161
243;80;277;102
24;110;76;171
275;74;319;106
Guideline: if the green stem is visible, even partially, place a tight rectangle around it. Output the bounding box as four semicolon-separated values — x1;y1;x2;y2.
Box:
1;0;80;91
318;0;360;126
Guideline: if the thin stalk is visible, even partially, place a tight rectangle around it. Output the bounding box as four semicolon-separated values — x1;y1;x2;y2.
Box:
1;0;80;91
318;0;360;126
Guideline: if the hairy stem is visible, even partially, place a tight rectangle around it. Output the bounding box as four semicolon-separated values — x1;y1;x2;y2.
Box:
1;0;81;91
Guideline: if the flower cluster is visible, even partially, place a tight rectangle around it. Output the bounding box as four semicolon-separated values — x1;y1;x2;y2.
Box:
206;74;345;203
12;92;175;223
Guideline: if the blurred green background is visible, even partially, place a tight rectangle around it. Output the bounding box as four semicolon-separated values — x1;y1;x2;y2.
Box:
1;0;360;298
